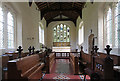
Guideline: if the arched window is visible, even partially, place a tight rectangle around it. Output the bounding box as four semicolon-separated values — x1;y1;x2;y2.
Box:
105;7;112;46
0;7;3;48
39;25;44;44
78;21;84;45
53;24;70;42
7;12;14;48
103;2;120;49
114;2;120;47
0;6;16;49
104;6;113;47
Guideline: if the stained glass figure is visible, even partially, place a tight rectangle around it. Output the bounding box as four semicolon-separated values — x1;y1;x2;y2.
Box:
53;24;70;42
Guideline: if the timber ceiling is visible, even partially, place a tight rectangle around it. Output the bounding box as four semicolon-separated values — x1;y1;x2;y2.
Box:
35;2;86;26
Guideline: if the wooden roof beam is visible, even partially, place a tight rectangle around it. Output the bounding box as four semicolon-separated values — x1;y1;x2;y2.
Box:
46;18;76;27
42;8;81;15
37;2;55;10
36;2;46;7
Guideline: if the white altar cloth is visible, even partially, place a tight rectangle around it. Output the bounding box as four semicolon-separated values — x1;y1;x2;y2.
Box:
52;47;71;52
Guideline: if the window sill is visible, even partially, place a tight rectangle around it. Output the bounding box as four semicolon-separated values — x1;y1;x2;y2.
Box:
0;48;16;50
7;48;15;49
112;47;119;49
0;48;6;50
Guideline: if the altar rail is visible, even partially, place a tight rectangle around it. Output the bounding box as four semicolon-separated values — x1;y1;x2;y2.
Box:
54;52;80;59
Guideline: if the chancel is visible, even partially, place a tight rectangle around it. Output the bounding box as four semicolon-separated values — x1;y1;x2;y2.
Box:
0;1;120;81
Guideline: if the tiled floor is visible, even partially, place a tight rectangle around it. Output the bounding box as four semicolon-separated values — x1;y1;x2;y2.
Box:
50;59;73;74
42;59;90;81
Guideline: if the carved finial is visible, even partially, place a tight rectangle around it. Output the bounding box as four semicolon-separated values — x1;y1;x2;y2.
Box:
90;29;92;34
17;46;23;58
81;46;83;51
104;45;112;56
94;46;99;53
91;0;94;4
32;46;35;54
29;0;33;7
28;46;32;55
42;44;44;48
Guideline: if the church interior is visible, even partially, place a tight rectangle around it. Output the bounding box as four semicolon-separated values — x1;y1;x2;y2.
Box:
0;1;120;81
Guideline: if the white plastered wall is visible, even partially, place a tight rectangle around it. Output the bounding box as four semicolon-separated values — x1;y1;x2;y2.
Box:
76;2;120;55
76;2;99;53
2;2;47;52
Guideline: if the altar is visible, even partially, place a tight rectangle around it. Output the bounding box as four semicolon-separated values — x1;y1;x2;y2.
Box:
52;47;71;52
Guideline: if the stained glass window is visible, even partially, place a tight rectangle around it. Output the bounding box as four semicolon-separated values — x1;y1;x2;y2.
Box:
0;7;3;48
7;12;14;48
53;24;70;42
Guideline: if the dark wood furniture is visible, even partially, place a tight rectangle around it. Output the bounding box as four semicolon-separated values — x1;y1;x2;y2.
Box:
98;52;120;66
94;56;114;80
7;54;45;80
55;52;70;59
69;53;79;74
5;52;29;60
80;45;116;81
2;55;9;79
46;53;55;73
113;66;120;81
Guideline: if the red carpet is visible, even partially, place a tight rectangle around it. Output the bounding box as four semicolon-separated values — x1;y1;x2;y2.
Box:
42;59;90;81
42;73;90;81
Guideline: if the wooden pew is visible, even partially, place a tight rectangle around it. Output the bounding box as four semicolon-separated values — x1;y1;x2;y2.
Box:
80;45;115;81
94;56;114;80
69;53;79;74
2;55;9;79
118;56;120;65
5;52;29;60
98;52;119;66
7;54;45;80
38;51;47;62
46;53;55;73
80;46;92;70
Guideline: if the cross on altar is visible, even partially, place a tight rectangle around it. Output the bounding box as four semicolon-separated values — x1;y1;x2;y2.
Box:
17;46;23;58
80;46;83;51
104;45;112;56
